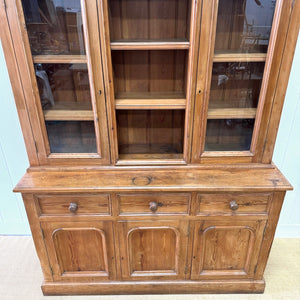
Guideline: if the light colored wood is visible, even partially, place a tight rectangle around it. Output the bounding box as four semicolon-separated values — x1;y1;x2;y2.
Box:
191;0;218;163
207;108;257;119
261;0;300;163
252;0;295;162
0;0;39;165
191;219;266;280
196;193;271;215
80;0;110;162
110;40;190;50
32;55;87;64
118;220;189;280
213;53;267;62
117;193;190;215
41;220;116;281
254;192;286;279
43;102;94;121
41;279;265;295
6;0;50;163
99;0;119;163
14;167;292;193
2;0;297;296
37;194;111;216
115;99;186;110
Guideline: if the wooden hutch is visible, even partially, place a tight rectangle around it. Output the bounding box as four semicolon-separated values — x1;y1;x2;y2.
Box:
1;0;299;295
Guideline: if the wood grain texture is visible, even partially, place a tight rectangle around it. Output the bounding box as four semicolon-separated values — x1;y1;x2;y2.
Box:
37;194;111;216
3;0;297;296
196;193;271;215
117;193;190;215
14;166;292;193
41;279;265;295
118;220;189;280
41;220;116;282
191;219;266;280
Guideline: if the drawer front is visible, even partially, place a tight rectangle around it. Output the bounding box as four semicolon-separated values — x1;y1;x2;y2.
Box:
118;193;190;215
37;194;111;215
196;193;271;215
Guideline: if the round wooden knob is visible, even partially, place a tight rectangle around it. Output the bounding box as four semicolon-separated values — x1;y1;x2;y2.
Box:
69;202;78;213
229;200;239;211
149;201;158;212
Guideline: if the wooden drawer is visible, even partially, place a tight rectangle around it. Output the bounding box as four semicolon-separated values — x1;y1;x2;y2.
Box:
196;193;271;215
36;194;111;216
117;193;190;215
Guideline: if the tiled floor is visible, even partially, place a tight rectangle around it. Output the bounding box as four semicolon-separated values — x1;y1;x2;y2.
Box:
0;236;299;300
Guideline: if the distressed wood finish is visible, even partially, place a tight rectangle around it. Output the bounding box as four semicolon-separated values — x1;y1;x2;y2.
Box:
1;0;297;295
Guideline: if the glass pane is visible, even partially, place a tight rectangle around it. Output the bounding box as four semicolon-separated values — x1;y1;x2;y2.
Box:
205;119;254;151
35;63;91;109
117;110;184;156
46;121;97;153
22;0;85;55
209;62;265;109
34;63;96;153
215;0;277;53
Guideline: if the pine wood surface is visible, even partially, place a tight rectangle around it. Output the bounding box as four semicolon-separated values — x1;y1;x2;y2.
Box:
1;0;298;296
14;166;292;193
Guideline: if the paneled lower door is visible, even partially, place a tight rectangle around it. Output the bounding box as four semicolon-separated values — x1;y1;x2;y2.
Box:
191;219;266;280
118;220;189;280
41;221;116;281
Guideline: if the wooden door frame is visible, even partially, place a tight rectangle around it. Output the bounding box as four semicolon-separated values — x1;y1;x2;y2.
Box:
1;0;111;166
191;0;299;164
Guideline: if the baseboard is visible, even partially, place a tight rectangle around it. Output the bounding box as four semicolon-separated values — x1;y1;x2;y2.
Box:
42;279;265;295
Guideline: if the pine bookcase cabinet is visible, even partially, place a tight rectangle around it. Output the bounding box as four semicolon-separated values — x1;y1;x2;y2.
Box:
1;0;299;295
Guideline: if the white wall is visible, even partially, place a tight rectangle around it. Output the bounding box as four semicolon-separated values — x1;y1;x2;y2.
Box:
0;34;299;236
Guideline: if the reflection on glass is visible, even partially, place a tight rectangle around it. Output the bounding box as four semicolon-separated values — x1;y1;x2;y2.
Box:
215;0;277;53
205;119;254;151
34;63;91;109
22;0;85;55
209;62;265;109
46;121;97;153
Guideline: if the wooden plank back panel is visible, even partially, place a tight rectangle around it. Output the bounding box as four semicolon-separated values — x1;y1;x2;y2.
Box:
108;0;189;40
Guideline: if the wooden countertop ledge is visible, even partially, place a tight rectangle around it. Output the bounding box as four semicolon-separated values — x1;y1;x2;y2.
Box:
14;166;292;193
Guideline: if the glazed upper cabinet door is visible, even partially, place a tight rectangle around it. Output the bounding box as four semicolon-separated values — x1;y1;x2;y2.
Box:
118;220;189;280
41;221;116;281
191;0;287;163
191;219;266;280
18;0;110;164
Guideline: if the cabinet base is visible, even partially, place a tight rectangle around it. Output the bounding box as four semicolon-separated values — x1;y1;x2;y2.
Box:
42;279;265;295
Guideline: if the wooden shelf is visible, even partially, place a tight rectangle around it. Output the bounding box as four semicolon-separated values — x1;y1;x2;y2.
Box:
33;55;87;64
117;153;184;165
207;107;257;119
110;39;190;50
213;52;267;62
43;102;93;121
115;92;186;109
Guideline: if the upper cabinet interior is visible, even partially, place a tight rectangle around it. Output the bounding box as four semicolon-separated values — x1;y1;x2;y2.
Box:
104;0;197;164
